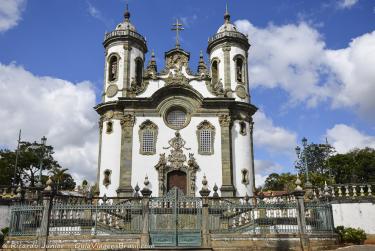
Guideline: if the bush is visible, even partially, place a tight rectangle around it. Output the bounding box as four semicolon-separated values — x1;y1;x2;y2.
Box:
335;226;367;245
0;227;9;248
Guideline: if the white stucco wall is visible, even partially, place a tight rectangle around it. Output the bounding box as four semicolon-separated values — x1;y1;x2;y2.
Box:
105;44;125;102
209;48;225;87
131;116;222;197
99;119;122;197
332;202;375;234
129;47;144;83
229;46;249;103
232;120;253;196
210;45;249;103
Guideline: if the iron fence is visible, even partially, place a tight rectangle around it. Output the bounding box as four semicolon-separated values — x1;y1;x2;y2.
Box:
8;192;335;238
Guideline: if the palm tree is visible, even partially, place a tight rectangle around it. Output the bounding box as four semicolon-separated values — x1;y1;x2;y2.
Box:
49;167;69;190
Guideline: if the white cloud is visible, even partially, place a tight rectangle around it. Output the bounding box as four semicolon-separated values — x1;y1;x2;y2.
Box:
326;124;375;153
253;111;297;155
236;20;375;120
254;159;283;186
0;63;98;183
0;0;26;32
338;0;359;9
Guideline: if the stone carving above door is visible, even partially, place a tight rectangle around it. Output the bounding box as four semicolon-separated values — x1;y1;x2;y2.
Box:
155;131;199;196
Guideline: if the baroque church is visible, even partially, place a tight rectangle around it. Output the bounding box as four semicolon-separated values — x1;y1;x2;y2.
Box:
95;6;257;198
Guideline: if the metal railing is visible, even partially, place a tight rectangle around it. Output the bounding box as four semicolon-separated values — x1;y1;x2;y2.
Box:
8;191;335;238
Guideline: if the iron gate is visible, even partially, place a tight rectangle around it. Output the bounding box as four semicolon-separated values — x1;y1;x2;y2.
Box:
149;187;202;247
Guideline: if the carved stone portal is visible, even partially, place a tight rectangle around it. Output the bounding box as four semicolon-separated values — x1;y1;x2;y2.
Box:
154;131;199;196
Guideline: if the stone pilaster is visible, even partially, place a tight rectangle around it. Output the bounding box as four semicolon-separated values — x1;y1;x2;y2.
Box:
123;42;132;97
219;114;235;196
249;121;256;195
117;113;135;197
223;45;232;97
95;117;104;195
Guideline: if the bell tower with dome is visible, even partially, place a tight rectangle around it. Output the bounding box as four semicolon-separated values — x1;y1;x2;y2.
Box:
95;5;257;198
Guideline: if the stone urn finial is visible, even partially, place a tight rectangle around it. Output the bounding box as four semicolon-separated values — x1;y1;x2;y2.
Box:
44;176;54;191
141;175;152;197
199;174;211;197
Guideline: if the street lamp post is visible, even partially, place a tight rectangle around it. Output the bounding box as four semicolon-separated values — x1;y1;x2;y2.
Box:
295;137;312;188
37;136;47;188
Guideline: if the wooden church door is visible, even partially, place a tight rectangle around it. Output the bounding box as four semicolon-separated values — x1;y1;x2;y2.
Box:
167;170;187;194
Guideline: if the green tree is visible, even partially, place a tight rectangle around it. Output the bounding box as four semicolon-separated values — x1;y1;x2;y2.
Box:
263;172;297;192
328;147;375;183
0;142;75;188
295;142;335;175
49;167;76;190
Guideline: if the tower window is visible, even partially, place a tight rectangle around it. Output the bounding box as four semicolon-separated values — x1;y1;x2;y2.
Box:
197;120;215;155
236;57;243;83
211;60;219;84
135;58;143;86
108;55;119;82
139;120;158;155
106;121;113;134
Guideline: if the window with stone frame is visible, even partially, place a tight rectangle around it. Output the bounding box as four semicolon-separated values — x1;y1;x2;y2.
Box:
241;169;249;185
135;57;143;86
139;120;158;155
211;59;219;84
103;169;112;187
197;120;215;155
106;121;113;134
239;121;247;136
108;54;119;82
233;55;245;83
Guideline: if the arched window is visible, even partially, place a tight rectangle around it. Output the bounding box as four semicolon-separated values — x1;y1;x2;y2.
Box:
108;55;119;82
211;60;219;84
135;58;143;86
139;120;158;155
197;120;215;155
236;57;244;83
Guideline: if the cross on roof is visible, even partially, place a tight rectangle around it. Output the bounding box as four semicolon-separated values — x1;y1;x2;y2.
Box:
171;19;184;48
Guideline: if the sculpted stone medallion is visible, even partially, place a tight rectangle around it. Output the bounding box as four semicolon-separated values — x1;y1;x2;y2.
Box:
106;84;118;98
235;85;247;99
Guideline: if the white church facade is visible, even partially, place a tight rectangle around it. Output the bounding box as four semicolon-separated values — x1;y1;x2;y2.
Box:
94;6;257;198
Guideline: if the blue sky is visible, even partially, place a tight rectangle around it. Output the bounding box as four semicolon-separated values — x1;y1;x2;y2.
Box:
0;0;374;184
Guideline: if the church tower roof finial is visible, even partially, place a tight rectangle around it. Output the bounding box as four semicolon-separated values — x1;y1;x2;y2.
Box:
224;2;230;23
124;3;130;21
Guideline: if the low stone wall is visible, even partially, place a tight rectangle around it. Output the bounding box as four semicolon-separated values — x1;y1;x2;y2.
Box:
4;233;338;251
332;202;375;234
210;233;339;251
0;200;12;229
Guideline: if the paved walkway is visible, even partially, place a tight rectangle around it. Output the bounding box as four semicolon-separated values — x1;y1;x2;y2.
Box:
334;245;375;250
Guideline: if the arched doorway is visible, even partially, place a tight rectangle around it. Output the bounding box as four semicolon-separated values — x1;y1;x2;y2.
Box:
167;170;187;194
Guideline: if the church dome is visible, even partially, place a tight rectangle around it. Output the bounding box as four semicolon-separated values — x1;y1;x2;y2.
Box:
216;7;238;33
115;5;136;32
217;22;237;33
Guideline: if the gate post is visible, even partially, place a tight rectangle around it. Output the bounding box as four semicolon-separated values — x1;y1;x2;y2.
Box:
200;175;211;248
141;178;152;248
38;177;54;248
293;177;311;251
